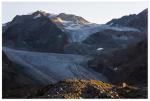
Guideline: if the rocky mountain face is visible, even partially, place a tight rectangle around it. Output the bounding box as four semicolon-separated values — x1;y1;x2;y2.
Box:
62;9;147;55
88;38;147;86
2;11;93;52
83;29;144;49
2;51;41;98
57;13;89;24
3;11;69;53
64;29;144;55
2;9;148;98
106;9;148;32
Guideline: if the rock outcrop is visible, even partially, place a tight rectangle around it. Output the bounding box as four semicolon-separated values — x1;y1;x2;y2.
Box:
106;9;148;32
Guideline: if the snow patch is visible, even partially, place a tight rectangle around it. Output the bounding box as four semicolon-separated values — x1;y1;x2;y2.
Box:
33;14;41;19
113;67;118;71
96;48;104;51
52;17;65;23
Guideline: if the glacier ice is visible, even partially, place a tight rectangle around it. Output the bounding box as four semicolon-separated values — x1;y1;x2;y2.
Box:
3;47;108;84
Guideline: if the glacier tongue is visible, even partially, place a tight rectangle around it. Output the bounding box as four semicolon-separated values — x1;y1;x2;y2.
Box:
3;47;108;84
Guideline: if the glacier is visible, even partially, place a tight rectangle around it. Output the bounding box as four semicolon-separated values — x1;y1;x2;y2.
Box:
3;47;108;85
62;22;140;42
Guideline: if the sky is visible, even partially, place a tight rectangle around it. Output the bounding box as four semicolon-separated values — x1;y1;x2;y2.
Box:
2;1;148;24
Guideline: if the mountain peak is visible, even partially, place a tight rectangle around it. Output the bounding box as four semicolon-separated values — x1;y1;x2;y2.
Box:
32;10;49;17
138;8;148;16
106;8;148;32
58;13;67;16
57;13;89;24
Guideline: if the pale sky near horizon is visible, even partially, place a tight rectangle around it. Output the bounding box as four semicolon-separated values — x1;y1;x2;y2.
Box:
2;2;148;24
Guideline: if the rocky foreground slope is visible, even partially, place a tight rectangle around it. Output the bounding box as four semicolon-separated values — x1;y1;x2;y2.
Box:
3;78;147;98
31;79;147;99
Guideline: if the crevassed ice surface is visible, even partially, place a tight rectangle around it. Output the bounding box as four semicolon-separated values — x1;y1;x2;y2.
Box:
62;22;140;42
3;47;108;84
